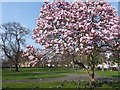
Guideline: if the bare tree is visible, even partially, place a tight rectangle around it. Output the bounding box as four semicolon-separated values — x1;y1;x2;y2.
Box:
0;22;29;72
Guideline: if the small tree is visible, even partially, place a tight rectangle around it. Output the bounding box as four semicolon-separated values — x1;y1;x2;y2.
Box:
0;22;29;72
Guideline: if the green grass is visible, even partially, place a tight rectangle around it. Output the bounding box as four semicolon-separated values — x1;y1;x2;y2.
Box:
2;68;85;80
2;82;61;88
1;81;89;88
2;81;120;88
2;68;120;88
95;70;120;77
3;67;75;73
3;73;66;80
2;68;120;80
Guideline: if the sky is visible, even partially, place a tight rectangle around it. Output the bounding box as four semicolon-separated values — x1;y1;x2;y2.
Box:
1;2;44;48
0;0;120;49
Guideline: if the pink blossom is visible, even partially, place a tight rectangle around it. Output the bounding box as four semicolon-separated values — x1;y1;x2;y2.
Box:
75;48;79;52
22;1;119;64
91;29;95;33
28;55;34;61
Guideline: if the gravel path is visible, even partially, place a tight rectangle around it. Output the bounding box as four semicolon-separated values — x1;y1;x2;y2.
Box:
3;74;120;83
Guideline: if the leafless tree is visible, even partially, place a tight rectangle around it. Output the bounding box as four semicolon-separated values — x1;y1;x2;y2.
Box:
0;22;29;72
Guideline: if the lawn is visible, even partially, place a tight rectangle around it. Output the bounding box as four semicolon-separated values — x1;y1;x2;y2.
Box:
2;68;120;88
2;68;120;80
95;70;120;77
3;81;120;89
2;68;85;80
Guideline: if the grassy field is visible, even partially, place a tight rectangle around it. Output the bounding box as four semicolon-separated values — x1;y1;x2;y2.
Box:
3;81;120;88
2;68;120;88
95;70;120;77
2;68;85;80
2;67;120;80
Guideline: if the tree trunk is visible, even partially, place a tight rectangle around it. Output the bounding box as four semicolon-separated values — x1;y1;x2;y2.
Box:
91;63;95;87
85;69;95;87
73;59;95;87
15;63;19;72
88;53;95;87
102;53;104;71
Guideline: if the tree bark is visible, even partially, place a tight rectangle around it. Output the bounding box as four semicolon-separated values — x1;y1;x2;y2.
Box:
15;58;19;72
73;60;95;87
91;63;95;86
85;69;95;87
15;63;19;72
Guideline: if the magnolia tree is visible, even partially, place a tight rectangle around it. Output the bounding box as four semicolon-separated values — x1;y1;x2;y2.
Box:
22;45;59;67
23;0;119;86
22;45;46;67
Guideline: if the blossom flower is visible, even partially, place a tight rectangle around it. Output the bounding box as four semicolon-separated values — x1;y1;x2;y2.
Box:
28;55;34;61
22;1;119;66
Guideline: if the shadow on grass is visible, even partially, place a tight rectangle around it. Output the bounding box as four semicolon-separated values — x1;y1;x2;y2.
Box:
96;81;120;89
111;71;120;78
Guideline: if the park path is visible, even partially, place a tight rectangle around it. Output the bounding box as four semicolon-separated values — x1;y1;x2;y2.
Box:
2;74;120;83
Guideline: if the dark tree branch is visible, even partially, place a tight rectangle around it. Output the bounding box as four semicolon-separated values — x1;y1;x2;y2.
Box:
0;22;29;72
